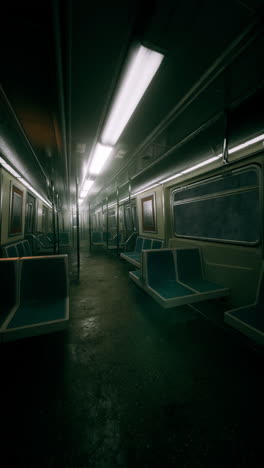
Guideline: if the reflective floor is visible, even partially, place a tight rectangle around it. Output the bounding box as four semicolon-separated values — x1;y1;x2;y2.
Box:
0;244;263;467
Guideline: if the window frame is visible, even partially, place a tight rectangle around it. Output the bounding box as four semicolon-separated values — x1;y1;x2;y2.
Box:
171;164;262;246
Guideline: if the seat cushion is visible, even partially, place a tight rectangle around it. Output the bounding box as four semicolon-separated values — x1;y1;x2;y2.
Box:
7;299;67;329
151;280;194;299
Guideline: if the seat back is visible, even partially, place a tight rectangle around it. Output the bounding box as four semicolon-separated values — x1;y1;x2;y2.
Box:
177;248;203;282
142;238;152;250
38;233;51;248
16;242;26;257
145;250;176;287
6;245;19;258
152;240;163;249
22;240;32;257
20;255;68;304
135;237;144;252
91;231;103;243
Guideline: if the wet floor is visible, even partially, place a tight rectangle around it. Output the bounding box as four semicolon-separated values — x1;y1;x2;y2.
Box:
0;245;263;467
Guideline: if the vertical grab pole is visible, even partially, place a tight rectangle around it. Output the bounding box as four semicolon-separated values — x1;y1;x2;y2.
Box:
106;197;109;251
129;176;132;231
88;201;92;252
222;108;229;165
76;178;80;281
56;193;60;254
52;182;57;255
116;186;120;255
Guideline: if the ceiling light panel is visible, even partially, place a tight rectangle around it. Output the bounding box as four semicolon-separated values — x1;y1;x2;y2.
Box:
83;179;94;191
89;143;113;175
101;45;164;146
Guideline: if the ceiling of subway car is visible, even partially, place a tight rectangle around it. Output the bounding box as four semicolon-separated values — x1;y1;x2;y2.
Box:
0;0;264;208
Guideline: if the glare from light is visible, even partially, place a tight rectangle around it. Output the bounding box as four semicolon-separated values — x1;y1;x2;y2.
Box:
181;155;221;174
89;143;113;175
132;183;159;197
161;173;183;184
119;196;129;204
19;178;52;208
83;179;94;191
80;190;88;199
101;45;164;146
229;133;264;154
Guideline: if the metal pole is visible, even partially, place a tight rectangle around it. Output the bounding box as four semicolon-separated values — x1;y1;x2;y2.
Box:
116;186;120;255
76;178;80;281
56;193;60;254
88;201;92;252
128;176;132;231
106;198;109;250
52;183;57;255
222;109;229;165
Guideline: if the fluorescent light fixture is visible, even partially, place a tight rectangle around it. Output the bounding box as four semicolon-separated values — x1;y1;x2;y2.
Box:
83;179;94;191
0;159;20;178
119;196;129;204
89;143;113;175
101;45;164;146
19;178;52;208
132;183;159;198
78;198;84;205
162;173;183;184
0;156;51;208
181;155;221;174
80;190;88;198
229;133;264;154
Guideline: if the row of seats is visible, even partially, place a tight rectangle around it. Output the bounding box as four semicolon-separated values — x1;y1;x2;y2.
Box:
91;231;124;249
121;237;164;268
129;248;229;308
91;231;111;245
0;255;69;343
2;240;32;258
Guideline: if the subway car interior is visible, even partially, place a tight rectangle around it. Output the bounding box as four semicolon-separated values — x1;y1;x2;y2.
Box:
1;1;264;466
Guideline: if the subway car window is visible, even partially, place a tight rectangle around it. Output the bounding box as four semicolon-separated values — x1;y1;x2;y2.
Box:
25;193;36;233
124;205;132;231
173;166;260;245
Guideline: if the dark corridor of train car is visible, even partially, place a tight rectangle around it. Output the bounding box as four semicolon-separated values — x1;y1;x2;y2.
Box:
1;1;264;467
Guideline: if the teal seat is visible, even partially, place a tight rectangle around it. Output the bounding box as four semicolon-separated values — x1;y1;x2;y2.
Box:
177;249;225;293
91;231;103;244
135;237;144;252
142;238;152;249
16;242;26;257
22;240;32;256
130;248;229;308
152;240;163;249
1;255;69;342
6;245;18;258
147;250;193;299
121;236;164;268
7;299;67;329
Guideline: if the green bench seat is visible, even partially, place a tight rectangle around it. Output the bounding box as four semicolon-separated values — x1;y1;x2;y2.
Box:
0;255;69;342
121;236;164;268
129;248;229;308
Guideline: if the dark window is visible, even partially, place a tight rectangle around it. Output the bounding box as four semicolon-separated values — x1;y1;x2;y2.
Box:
172;166;260;245
108;209;116;229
